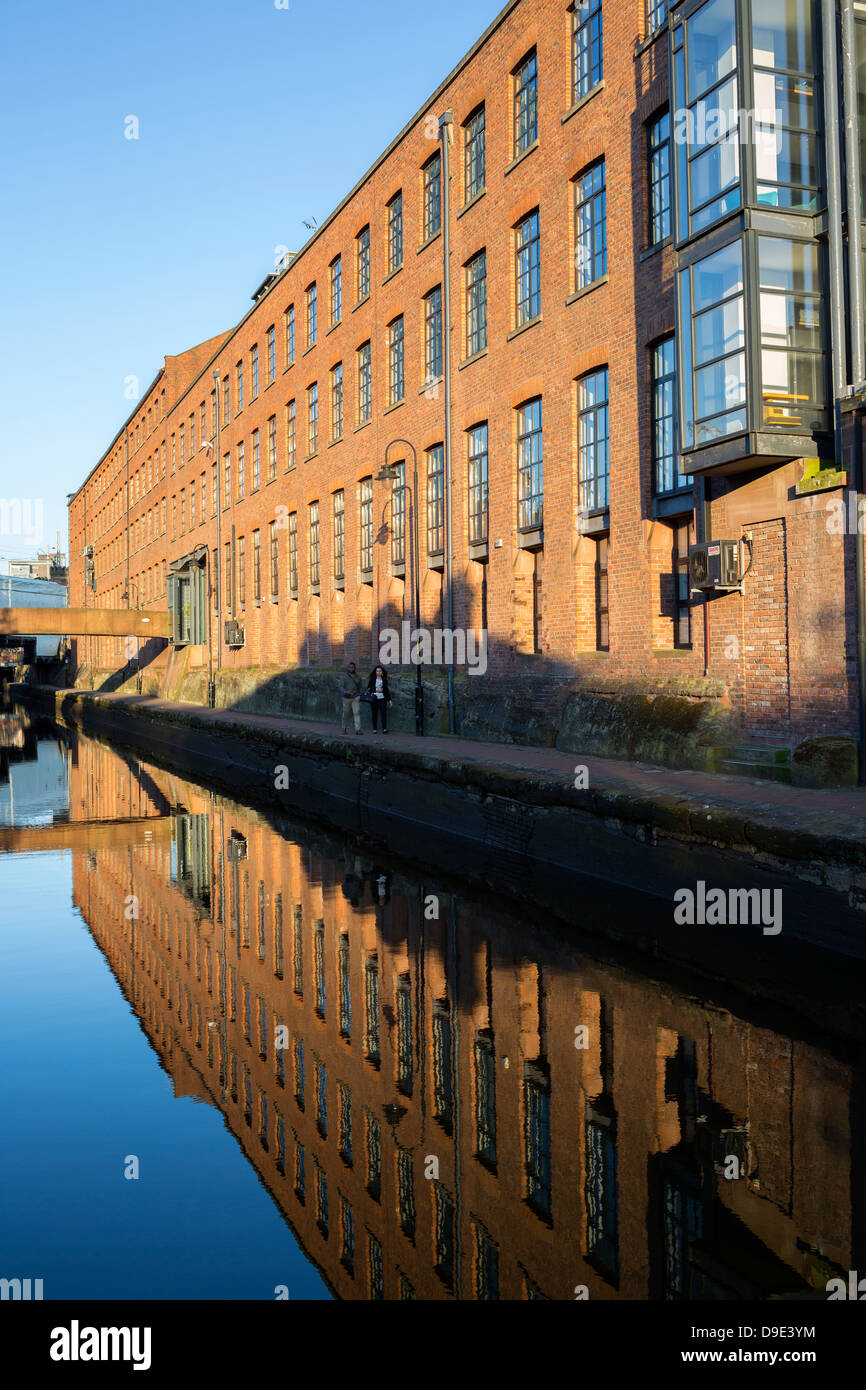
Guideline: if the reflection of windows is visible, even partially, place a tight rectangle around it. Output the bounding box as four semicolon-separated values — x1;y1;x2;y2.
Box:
595;535;610;652
433;1183;455;1287
663;1176;704;1300
572;0;603;102
585;1110;619;1282
474;1031;497;1168
338;935;351;1038
338;1080;352;1164
368;1231;384;1299
647;0;668;33
397;1147;415;1239
673;520;694;649
751;0;818;210
314;919;325;1017
396;973;413;1095
474;1221;500;1300
365;1110;381;1199
340;1196;354;1273
364;953;380;1062
315;1060;327;1137
524;1063;552;1220
432;1004;453;1129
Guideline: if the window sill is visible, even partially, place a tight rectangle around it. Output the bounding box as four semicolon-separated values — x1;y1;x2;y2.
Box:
266;474;280;486
288;591;297;602
334;578;345;591
303;343;316;357
329;434;344;448
383;398;405;416
427;553;445;571
354;418;372;434
382;265;403;287
652;490;694;520
459;347;488;371
304;452;318;463
310;585;320;597
457;188;486;220
639;237;671;263
353;293;371;313
579;509;610;536
283;361;295;374
517;527;543;551
468;540;489;561
566;276;608;307
233;409;243;420
359;568;373;584
391;562;406;579
264;378;276;390
507;314;542;343
417;229;442;255
561;81;605;126
270;595;280;604
504;140;538;177
326;319;341;336
419;376;443;395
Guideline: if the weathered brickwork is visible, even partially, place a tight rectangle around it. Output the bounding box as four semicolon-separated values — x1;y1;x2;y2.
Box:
67;0;858;750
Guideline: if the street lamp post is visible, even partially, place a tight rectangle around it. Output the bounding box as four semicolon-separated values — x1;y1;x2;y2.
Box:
377;439;424;736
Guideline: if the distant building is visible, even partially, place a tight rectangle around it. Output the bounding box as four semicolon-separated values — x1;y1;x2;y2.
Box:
8;553;68;586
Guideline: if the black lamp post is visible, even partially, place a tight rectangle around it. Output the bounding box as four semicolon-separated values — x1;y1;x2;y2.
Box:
377;440;424;736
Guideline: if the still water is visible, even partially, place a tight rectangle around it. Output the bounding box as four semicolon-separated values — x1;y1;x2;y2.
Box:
0;702;861;1300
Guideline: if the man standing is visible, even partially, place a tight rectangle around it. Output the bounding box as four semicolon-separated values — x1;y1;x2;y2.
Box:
341;661;363;734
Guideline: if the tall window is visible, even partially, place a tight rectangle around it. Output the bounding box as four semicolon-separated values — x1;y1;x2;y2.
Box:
517;399;543;531
578;368;610;511
359;478;373;571
572;0;603;102
306;284;317;347
286;304;295;366
677;240;747;449
179;423;186;464
307;383;318;456
251;344;259;398
648;111;671;245
388;317;404;405
424;287;443;383
235;361;244;413
466;251;487;357
515;210;541;325
652;337;678;494
270;519;280;596
464;105;485;201
331;363;343;441
211;462;217;514
391;461;406;566
673;520;693;648
253;529;261;602
237;535;246;608
467;423;489;543
574;161;607;289
357;342;372;422
513;49;538;156
309;502;320;588
223;453;231;509
222;375;230;425
260;419;271;482
427;444;445;555
333;490;345;581
237;440;245;500
595;536;610;650
330;256;342;326
357;226;370;300
423;152;442;240
524;1067;552;1220
267;325;276;383
387;192;403;273
475;1033;497;1168
286;400;296;470
647;0;669;32
288;513;298;595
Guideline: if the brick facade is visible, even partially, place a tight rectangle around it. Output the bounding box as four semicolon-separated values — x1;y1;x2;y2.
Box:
67;0;861;752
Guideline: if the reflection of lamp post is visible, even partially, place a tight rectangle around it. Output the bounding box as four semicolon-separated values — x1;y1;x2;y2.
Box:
377;439;424;736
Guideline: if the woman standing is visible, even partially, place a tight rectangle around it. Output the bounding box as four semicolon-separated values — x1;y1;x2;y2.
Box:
366;665;392;733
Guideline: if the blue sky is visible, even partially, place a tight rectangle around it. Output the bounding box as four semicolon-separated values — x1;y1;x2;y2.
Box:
0;0;500;567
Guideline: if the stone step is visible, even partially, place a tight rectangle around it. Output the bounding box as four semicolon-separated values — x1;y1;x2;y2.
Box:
716;758;792;783
718;745;791;765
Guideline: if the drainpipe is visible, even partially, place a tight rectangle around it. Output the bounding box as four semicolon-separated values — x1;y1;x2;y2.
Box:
842;0;865;389
439;111;456;734
213;369;222;701
823;0;848;461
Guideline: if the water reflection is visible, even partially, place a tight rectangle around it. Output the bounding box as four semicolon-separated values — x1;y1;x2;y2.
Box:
2;705;861;1300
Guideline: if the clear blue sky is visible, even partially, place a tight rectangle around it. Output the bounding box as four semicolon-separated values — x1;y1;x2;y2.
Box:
0;0;500;568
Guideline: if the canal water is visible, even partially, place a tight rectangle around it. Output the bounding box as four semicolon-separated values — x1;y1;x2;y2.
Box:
1;700;862;1301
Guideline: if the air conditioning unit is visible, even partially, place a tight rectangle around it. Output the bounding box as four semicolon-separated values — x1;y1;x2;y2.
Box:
224;618;245;647
689;539;742;591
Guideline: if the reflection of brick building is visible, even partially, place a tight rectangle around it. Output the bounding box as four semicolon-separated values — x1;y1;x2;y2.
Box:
69;736;855;1298
67;0;866;755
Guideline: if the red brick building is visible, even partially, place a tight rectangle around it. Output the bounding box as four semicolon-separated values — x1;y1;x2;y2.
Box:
67;0;866;770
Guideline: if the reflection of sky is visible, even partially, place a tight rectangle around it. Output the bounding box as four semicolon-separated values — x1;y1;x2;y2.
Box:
0;737;69;827
0;849;331;1300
